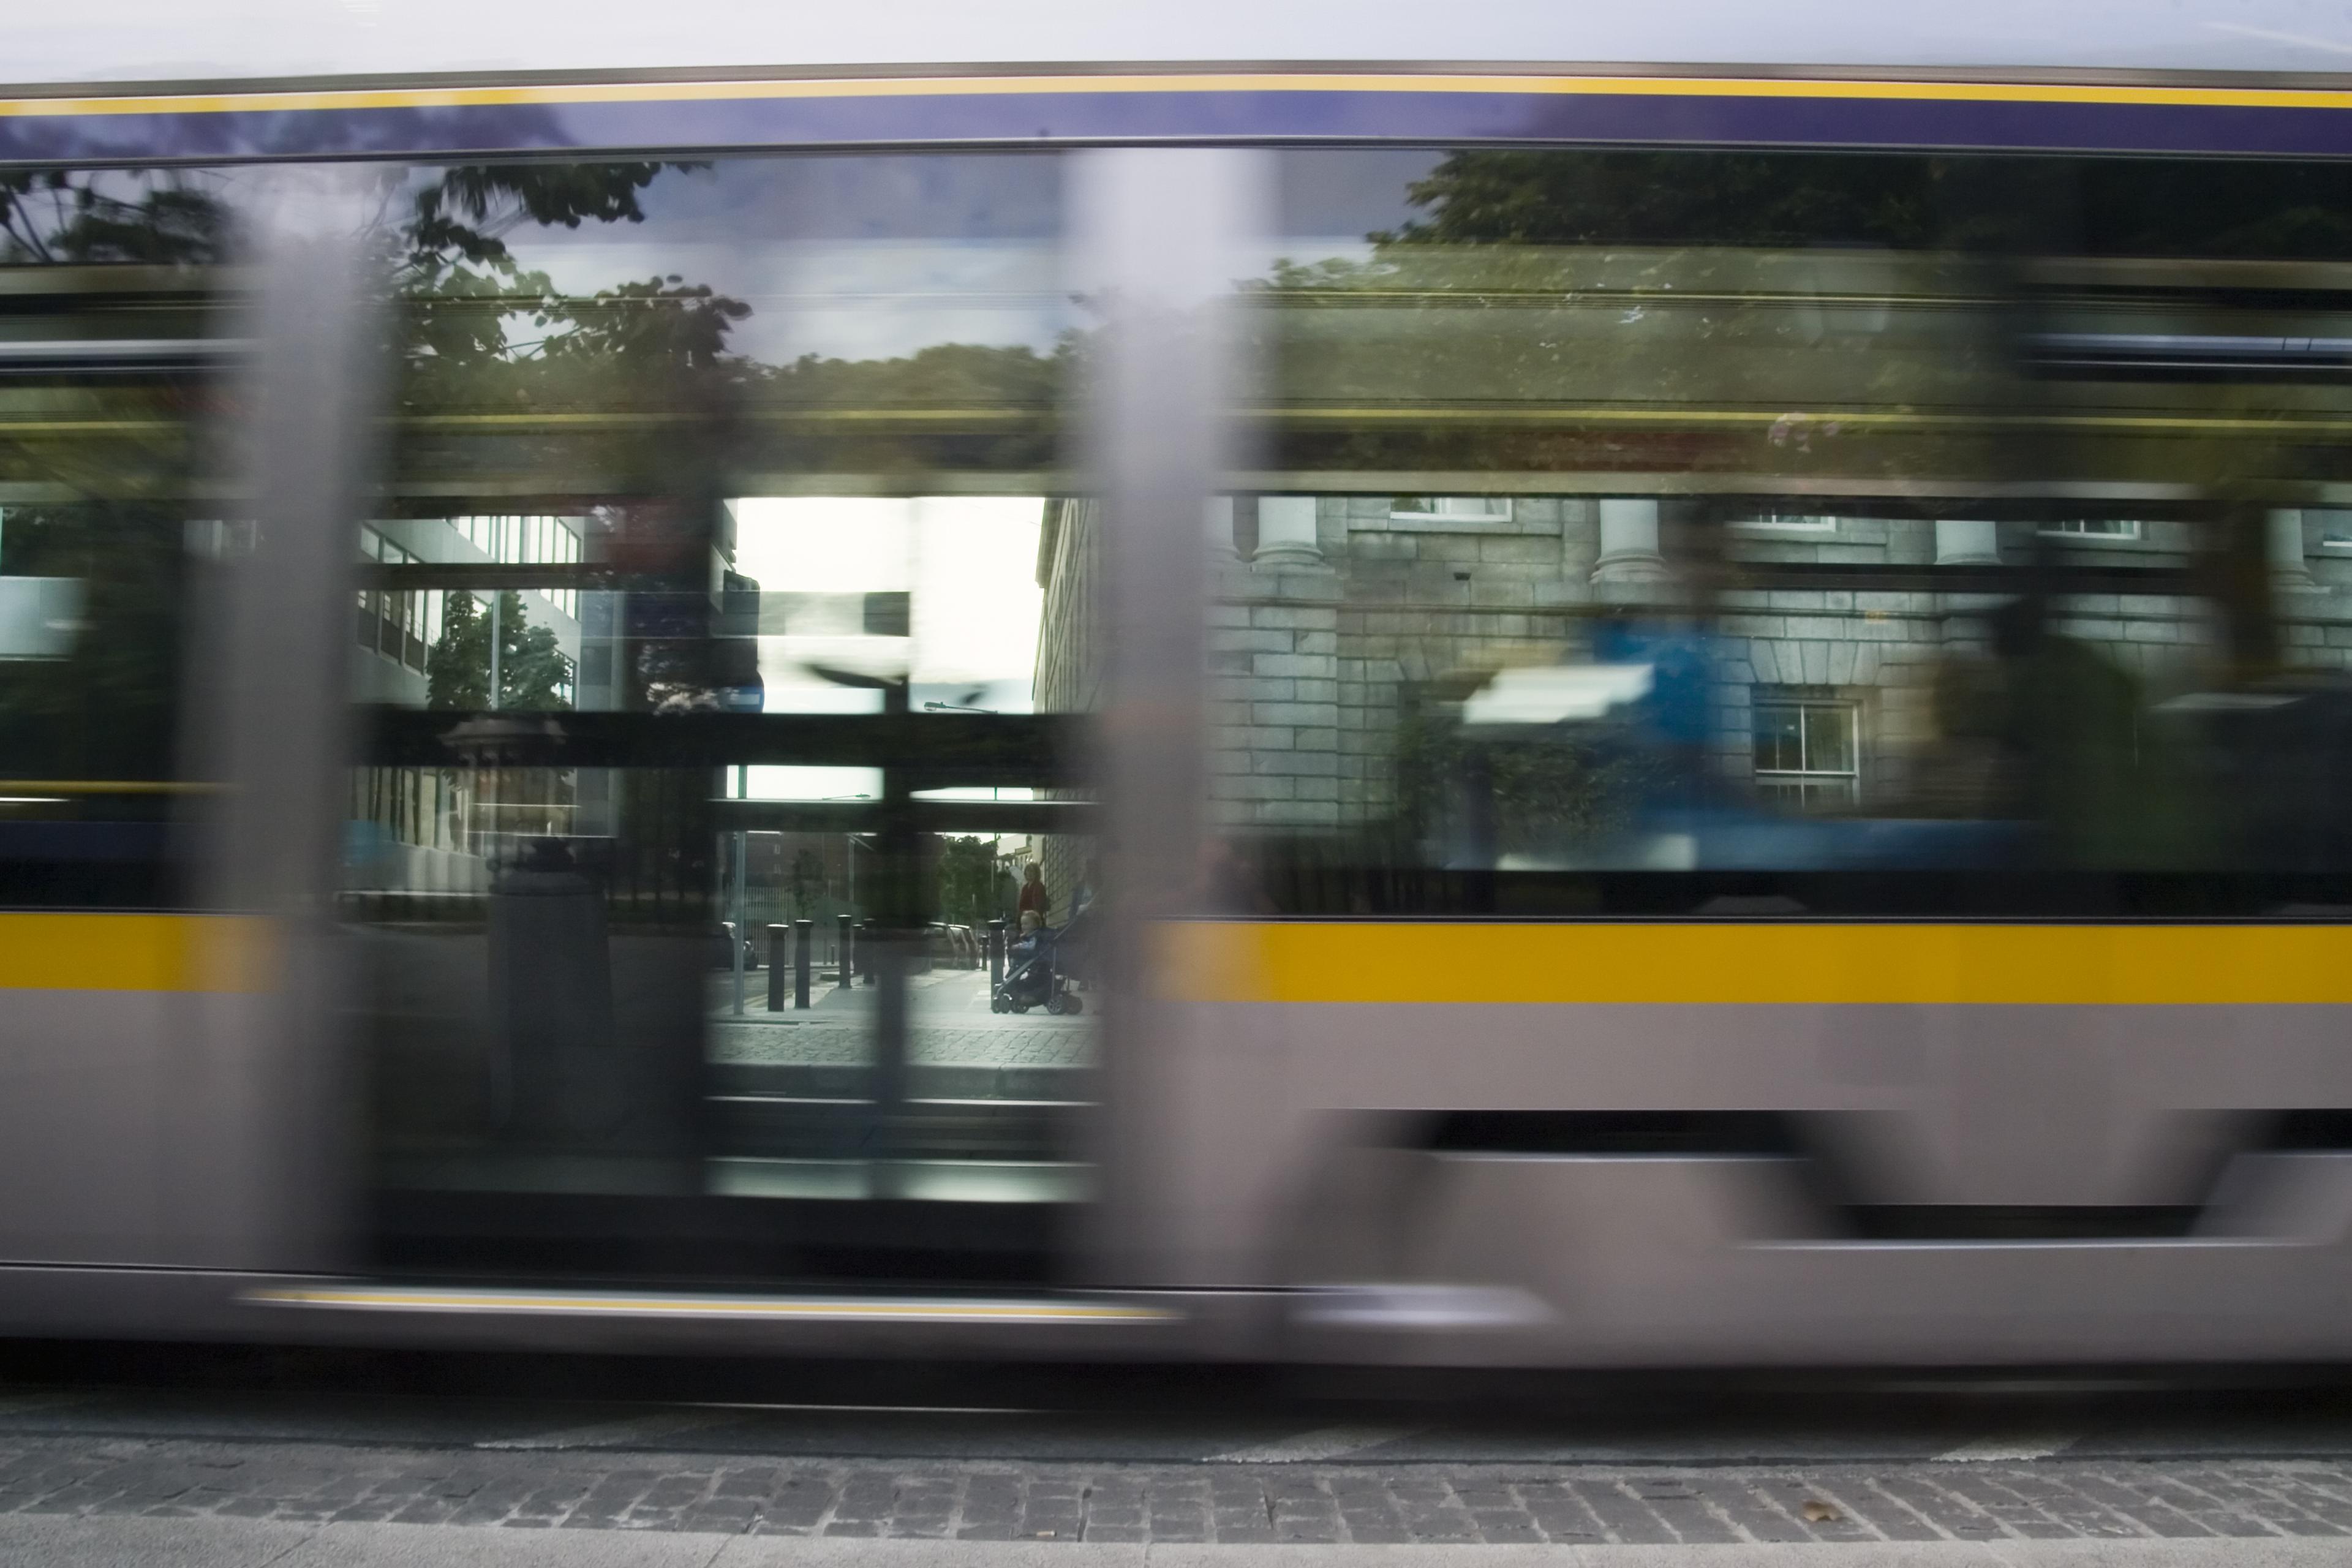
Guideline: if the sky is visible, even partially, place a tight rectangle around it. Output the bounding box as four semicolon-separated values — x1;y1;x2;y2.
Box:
491;158;1074;364
729;496;1047;802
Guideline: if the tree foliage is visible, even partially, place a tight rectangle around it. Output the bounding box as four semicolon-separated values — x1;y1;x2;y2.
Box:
425;589;571;712
934;835;1006;929
1378;147;2352;260
0;168;230;266
786;846;825;917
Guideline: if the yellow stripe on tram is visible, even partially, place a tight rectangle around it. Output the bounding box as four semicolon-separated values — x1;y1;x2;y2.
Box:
0;780;224;795
245;1287;1176;1322
1158;921;2352;1007
4;71;2352;122
0;913;273;994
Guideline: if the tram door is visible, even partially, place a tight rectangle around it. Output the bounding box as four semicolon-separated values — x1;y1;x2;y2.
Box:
344;152;1102;1285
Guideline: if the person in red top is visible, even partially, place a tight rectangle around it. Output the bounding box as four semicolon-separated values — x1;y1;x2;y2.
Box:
1016;862;1052;924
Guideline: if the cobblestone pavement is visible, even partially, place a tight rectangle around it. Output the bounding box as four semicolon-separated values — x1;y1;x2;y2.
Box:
707;970;1095;1070
712;1026;1093;1069
2;1436;2350;1545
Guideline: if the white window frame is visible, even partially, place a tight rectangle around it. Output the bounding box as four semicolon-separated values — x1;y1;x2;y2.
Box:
1387;496;1513;523
448;514;581;621
2037;518;2143;541
1732;511;1838;533
1751;695;1861;810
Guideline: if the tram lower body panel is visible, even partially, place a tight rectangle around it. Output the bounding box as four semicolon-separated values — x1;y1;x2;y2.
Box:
1151;993;2352;1366
6;924;2352;1366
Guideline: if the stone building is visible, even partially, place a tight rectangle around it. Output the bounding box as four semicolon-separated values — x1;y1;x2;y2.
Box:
1038;491;2352;856
1028;497;1105;916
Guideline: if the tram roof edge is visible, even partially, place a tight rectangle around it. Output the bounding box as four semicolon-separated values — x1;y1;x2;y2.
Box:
11;2;2352;97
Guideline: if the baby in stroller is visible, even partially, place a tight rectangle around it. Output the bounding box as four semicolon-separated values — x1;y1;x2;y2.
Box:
990;909;1087;1015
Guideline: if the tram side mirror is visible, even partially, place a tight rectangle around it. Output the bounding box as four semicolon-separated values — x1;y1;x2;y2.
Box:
0;576;85;659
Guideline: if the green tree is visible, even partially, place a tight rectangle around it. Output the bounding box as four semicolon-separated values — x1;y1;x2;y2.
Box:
0;168;230;265
933;836;1004;929
425;590;571;711
787;847;824;917
1376;149;1940;251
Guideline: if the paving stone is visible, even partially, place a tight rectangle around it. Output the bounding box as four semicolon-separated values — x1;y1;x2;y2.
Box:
1929;1471;2073;1539
1641;1494;1744;1544
0;1432;2348;1545
1695;1479;1819;1543
677;1500;760;1531
1869;1473;2002;1537
387;1498;458;1525
1569;1479;1681;1545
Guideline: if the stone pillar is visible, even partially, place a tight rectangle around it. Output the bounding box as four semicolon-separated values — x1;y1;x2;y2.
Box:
1933;518;2001;567
1204;494;1240;564
1590;497;1668;586
1253;495;1322;568
2268;508;2318;590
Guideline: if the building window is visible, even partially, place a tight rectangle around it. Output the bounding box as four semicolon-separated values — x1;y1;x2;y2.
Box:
1752;695;1859;810
1734;511;1837;532
450;514;582;620
356;526;383;649
2038;518;2142;540
1389;496;1512;522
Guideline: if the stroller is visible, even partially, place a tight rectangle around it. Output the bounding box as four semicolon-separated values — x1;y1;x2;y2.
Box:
990;911;1087;1015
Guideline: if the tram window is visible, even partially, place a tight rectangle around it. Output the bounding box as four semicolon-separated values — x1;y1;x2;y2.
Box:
345;152;1093;1265
1205;146;2352;919
0;168;251;909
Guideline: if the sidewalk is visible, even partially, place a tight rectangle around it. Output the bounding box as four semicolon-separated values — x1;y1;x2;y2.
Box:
8;1516;2346;1566
707;968;1096;1076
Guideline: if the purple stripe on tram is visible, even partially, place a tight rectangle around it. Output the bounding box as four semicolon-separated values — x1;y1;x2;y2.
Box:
3;86;2352;162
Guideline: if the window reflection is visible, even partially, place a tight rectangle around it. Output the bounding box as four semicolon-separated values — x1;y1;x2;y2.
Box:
0;166;251;909
1213;146;2352;918
345;152;1095;1260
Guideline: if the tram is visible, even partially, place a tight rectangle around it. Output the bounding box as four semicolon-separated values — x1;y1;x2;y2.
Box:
8;4;2352;1365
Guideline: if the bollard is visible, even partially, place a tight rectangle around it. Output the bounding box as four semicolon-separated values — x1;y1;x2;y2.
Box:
765;924;788;1011
988;916;1005;988
794;918;813;1009
836;913;853;987
859;919;876;985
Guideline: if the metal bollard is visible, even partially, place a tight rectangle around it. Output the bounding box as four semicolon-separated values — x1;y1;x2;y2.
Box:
988;916;1005;987
836;913;853;987
794;918;813;1009
765;924;788;1011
